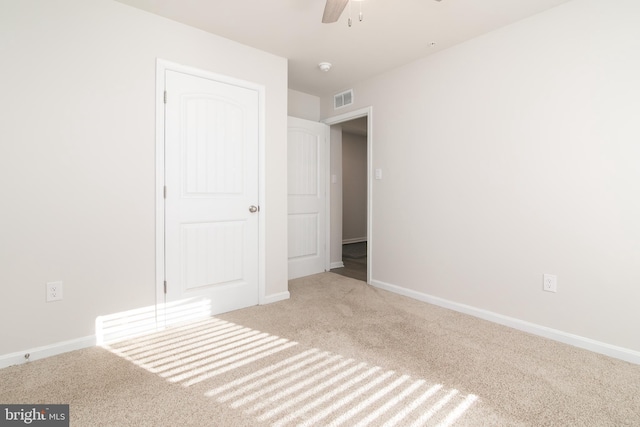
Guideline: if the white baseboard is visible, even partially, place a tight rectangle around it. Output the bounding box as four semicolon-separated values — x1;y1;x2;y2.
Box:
261;291;290;305
0;335;96;370
342;237;367;245
1;292;291;370
7;283;636;369
330;261;345;269
371;279;640;365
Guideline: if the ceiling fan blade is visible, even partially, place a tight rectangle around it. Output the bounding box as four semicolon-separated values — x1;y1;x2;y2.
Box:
322;0;349;23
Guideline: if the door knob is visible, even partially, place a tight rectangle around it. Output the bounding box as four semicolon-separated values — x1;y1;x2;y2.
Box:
249;205;259;213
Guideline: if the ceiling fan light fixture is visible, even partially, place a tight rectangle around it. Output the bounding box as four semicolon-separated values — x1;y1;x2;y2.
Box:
322;0;366;26
348;0;365;26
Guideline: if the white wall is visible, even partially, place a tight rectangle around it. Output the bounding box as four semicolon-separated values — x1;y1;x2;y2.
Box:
0;0;288;356
288;89;320;121
321;0;640;355
342;132;368;242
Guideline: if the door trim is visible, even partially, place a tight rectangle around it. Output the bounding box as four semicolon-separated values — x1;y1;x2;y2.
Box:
323;106;373;284
155;59;266;317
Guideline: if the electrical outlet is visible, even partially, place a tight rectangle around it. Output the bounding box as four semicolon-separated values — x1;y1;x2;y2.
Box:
46;281;63;302
543;274;557;293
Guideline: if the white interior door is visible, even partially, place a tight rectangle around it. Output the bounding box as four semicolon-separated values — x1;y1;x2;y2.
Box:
164;69;260;316
288;117;329;279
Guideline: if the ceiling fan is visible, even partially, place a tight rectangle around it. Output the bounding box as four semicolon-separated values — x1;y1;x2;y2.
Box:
322;0;350;23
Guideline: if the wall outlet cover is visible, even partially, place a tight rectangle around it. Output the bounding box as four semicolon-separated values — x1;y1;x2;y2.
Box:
46;281;64;302
543;274;557;293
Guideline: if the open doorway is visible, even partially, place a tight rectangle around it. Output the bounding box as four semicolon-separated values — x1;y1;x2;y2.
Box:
324;107;372;283
333;117;367;281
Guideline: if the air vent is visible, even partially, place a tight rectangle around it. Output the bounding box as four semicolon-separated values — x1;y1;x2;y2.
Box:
334;89;354;110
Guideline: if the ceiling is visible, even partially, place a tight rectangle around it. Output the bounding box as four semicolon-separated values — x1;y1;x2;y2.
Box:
116;0;572;97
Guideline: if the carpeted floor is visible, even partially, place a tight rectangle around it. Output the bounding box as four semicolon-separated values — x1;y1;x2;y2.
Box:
1;273;639;426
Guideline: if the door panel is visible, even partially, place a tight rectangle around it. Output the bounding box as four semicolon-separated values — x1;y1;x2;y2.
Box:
181;221;244;289
288;213;319;259
287;117;329;279
165;70;259;315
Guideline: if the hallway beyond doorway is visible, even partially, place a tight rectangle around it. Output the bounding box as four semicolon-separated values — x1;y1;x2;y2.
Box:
331;242;367;282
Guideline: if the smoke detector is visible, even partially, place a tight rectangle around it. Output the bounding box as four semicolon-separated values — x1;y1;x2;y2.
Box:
318;62;332;72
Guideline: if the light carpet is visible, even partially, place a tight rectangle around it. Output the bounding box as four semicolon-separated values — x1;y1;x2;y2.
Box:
1;273;639;426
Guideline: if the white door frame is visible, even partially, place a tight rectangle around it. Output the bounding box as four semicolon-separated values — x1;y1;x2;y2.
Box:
155;58;267;313
323;106;373;284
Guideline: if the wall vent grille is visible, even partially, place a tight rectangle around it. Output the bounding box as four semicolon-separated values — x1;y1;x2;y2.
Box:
334;89;354;109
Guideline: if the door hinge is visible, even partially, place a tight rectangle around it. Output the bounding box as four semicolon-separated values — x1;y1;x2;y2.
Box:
164;280;167;294
163;186;167;199
164;90;167;104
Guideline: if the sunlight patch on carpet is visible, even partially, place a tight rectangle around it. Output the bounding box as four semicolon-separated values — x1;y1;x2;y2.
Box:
104;317;479;426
